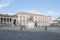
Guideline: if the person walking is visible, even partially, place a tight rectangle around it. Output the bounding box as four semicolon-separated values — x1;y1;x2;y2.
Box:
45;26;47;30
20;25;23;30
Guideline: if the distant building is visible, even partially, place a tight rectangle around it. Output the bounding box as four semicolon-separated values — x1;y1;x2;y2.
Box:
0;12;52;28
50;17;60;27
50;20;58;27
56;17;60;27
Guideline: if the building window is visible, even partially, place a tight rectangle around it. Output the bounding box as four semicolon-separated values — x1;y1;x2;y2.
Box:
10;19;12;22
4;18;6;22
1;18;3;22
7;18;9;22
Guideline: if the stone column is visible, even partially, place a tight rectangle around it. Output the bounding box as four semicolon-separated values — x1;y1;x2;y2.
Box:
12;18;14;26
6;18;8;26
0;18;1;26
1;17;3;26
9;18;10;26
3;18;4;26
9;18;11;26
6;18;7;26
7;18;8;26
0;18;2;26
8;18;9;26
11;18;12;26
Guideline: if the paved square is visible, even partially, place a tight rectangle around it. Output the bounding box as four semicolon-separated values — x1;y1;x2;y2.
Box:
0;30;60;40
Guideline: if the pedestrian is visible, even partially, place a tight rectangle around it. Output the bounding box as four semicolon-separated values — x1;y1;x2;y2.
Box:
20;26;23;30
45;27;47;30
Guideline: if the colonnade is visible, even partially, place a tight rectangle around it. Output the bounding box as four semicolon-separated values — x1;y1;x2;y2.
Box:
0;17;16;26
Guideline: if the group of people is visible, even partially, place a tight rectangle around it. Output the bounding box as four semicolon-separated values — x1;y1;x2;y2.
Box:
20;25;47;31
20;25;26;30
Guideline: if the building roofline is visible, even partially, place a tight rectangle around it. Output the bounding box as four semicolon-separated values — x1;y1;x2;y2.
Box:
16;12;49;17
0;14;17;17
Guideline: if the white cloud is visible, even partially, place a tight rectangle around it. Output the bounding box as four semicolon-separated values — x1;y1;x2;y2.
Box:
2;13;15;15
47;11;60;19
20;9;44;14
0;0;13;8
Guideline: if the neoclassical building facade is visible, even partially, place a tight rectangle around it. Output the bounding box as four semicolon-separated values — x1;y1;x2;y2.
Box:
0;12;52;28
0;14;17;26
16;12;52;28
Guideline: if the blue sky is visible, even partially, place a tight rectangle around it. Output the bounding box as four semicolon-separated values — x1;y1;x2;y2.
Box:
0;0;60;18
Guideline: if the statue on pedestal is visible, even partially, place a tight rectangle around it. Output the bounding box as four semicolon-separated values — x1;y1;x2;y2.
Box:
27;16;35;28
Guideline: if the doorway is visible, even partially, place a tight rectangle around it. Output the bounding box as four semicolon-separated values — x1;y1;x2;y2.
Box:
13;19;16;26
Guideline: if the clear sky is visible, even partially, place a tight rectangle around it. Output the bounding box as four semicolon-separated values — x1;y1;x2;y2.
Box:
0;0;60;18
